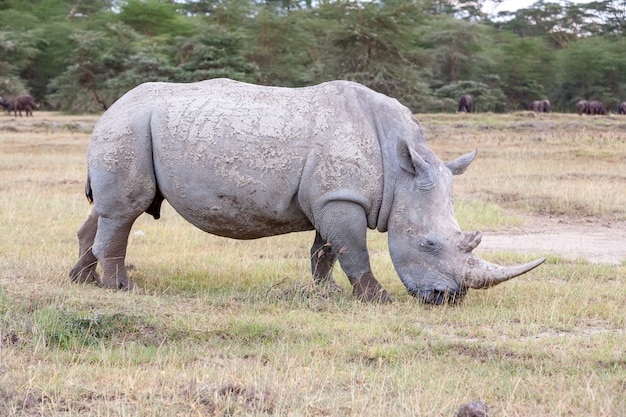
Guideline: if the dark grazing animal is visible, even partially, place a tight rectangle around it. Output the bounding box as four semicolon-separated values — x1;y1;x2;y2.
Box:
618;102;626;115
576;100;588;115
70;79;544;304
531;100;550;113
458;94;474;113
1;95;39;117
587;100;607;115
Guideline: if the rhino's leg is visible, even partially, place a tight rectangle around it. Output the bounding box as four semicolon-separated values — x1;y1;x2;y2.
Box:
310;231;343;292
69;208;100;284
317;202;392;303
92;215;139;290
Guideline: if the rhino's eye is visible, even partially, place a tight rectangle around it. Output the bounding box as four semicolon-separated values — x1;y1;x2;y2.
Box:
419;237;440;253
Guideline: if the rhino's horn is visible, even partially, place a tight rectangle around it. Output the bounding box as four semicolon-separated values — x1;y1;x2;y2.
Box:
462;256;546;289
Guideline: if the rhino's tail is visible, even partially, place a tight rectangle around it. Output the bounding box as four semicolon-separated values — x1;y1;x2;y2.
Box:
145;187;164;220
85;174;94;204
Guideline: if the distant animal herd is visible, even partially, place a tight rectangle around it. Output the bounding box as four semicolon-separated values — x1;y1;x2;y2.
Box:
1;92;625;117
459;95;626;115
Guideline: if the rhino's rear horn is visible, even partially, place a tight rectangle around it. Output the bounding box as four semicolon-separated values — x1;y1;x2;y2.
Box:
463;256;546;289
458;231;482;253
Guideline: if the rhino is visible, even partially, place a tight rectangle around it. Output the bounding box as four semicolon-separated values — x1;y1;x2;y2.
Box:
70;79;544;304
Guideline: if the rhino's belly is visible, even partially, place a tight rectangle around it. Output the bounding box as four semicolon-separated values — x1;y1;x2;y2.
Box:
155;166;313;239
169;194;313;239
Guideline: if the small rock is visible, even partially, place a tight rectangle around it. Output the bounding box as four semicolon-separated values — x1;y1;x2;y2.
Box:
456;401;488;417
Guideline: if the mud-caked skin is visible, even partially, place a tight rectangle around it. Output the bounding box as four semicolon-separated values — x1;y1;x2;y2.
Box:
70;79;545;303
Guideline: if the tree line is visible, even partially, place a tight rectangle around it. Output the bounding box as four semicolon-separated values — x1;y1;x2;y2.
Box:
1;0;625;114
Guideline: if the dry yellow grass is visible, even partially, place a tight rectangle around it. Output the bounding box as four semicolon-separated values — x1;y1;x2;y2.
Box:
421;111;626;220
0;111;624;416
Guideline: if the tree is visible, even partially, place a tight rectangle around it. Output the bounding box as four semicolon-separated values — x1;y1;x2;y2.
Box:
556;36;626;110
118;0;195;37
48;27;138;111
306;1;434;112
492;34;555;110
0;28;44;96
435;79;506;112
421;17;491;84
589;0;626;34
244;5;315;85
173;27;259;82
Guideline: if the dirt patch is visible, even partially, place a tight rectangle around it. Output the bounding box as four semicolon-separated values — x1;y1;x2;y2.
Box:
478;215;626;264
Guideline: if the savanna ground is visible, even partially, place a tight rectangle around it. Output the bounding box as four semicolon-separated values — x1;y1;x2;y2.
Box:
0;111;625;416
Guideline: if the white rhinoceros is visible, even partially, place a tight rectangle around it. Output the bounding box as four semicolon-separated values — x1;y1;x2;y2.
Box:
70;79;544;304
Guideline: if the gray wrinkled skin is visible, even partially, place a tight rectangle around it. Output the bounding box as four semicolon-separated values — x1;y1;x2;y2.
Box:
70;79;544;303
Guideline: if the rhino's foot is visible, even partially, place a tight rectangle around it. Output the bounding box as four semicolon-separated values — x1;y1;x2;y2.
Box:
69;265;100;284
352;272;393;303
99;277;136;291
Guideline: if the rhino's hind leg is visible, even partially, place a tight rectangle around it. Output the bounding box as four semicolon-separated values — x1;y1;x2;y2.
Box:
92;215;139;290
310;231;343;293
69;208;101;284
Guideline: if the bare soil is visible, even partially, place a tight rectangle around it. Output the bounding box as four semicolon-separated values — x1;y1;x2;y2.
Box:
478;214;626;265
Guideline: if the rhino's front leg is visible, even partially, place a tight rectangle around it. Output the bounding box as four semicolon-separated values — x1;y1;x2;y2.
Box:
317;201;392;303
92;216;137;290
69;208;100;284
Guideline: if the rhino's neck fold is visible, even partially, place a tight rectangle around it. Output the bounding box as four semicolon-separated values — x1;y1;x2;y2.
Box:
373;115;400;233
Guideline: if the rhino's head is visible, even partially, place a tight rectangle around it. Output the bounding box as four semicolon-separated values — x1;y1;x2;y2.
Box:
387;141;544;304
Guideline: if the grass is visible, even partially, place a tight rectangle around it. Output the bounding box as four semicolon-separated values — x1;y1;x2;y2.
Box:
420;111;626;219
0;111;625;416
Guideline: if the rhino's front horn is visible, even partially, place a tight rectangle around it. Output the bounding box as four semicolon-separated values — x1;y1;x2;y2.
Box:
462;256;546;289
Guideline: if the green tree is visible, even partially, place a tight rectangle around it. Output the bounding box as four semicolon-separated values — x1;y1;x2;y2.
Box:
556;36;626;110
0;28;44;96
173;27;259;82
493;34;555;110
435;79;506;112
118;0;195;37
244;5;315;85
307;1;434;112
421;17;492;84
590;0;626;34
27;22;76;101
48;27;136;112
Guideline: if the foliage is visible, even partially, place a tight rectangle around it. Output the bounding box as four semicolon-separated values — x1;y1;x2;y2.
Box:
1;0;625;112
555;36;626;110
435;80;506;112
119;0;196;37
173;28;259;82
492;34;556;110
48;29;126;112
303;1;435;112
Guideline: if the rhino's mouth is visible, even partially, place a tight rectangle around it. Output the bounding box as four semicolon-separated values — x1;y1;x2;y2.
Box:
408;285;468;305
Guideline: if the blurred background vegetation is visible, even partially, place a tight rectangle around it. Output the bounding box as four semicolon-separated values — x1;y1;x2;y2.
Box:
1;0;625;113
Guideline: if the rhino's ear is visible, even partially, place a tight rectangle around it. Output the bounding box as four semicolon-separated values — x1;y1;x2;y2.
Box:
397;137;429;175
445;149;477;175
